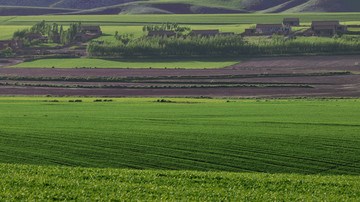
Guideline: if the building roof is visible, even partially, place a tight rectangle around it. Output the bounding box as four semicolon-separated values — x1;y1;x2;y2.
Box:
148;31;176;36
313;25;337;30
25;33;47;40
26;33;42;38
192;30;220;34
312;21;339;26
283;18;299;22
81;26;101;31
0;40;11;44
256;24;283;28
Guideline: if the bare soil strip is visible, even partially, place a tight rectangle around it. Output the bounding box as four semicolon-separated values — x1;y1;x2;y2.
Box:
1;55;360;98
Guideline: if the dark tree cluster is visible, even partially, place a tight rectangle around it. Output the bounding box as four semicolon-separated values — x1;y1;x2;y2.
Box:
142;23;190;33
13;20;82;44
89;34;360;58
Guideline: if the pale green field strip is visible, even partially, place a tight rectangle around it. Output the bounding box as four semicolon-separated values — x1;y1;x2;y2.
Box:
1;163;359;201
0;13;360;26
0;97;359;174
0;25;30;40
10;58;241;69
348;27;360;31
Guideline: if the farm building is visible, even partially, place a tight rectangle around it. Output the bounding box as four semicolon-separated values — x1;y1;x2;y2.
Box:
256;24;291;35
0;39;24;50
75;26;103;42
147;31;176;37
242;29;256;36
283;18;300;26
192;30;220;37
0;40;12;50
311;21;347;36
25;33;48;43
80;26;102;35
75;33;100;42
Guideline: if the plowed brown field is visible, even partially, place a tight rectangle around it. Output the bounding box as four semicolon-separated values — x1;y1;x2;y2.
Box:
1;55;360;98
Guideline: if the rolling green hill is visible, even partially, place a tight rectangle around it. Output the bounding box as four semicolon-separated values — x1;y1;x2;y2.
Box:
0;0;360;15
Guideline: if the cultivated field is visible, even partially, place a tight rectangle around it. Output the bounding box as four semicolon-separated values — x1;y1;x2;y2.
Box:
10;58;241;69
1;55;360;98
0;97;359;174
1;163;360;201
1;13;360;199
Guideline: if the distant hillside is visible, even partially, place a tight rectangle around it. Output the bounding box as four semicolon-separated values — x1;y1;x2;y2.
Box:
0;6;79;16
0;0;360;15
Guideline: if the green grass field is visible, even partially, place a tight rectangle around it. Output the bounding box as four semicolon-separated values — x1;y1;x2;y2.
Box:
1;163;359;201
348;27;360;31
0;97;359;174
10;58;241;68
1;97;360;199
0;25;30;40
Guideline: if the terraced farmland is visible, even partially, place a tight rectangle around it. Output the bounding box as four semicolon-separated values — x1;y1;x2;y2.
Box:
0;97;359;174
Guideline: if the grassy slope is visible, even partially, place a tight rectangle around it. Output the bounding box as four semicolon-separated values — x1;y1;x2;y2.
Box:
1;13;360;26
0;0;244;11
1;163;359;201
0;0;59;7
0;97;359;174
286;0;360;13
144;0;244;10
1;0;360;13
10;58;241;69
0;0;138;9
0;6;79;16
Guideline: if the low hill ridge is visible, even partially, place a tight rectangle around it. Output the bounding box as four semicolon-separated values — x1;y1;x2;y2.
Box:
0;0;359;15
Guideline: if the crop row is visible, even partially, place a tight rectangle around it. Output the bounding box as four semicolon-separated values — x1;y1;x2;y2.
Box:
0;82;313;89
1;163;360;201
0;98;359;174
0;71;350;83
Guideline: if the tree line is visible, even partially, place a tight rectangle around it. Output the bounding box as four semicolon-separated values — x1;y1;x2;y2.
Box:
142;23;190;33
88;35;360;58
13;20;82;45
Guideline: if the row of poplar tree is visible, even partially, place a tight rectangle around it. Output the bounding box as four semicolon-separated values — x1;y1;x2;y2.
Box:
13;20;81;44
